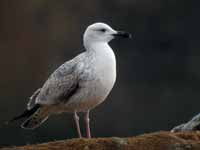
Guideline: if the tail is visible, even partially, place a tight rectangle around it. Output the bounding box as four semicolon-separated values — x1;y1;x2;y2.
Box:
6;104;40;124
21;106;49;129
7;104;49;129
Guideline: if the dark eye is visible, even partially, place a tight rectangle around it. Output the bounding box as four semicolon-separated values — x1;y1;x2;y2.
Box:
99;28;106;32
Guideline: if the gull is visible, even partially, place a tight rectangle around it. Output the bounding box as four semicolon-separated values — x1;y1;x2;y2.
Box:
9;22;131;138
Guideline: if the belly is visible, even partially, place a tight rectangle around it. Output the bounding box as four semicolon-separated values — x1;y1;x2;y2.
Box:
59;74;116;112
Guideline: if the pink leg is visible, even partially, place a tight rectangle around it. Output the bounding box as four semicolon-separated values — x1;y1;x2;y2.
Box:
84;110;91;138
73;111;82;138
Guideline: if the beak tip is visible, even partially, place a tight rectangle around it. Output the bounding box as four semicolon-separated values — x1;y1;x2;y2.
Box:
114;31;132;39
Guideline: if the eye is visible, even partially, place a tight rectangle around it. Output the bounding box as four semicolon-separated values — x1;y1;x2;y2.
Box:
99;28;106;32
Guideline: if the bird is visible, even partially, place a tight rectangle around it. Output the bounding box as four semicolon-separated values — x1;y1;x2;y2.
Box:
8;22;131;138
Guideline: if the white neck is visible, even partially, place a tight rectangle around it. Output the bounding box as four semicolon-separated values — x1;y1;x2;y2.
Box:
86;41;108;51
86;41;116;69
84;38;111;54
83;38;116;68
84;40;117;96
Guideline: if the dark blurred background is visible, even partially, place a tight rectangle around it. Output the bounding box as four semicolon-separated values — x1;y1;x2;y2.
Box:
0;0;200;146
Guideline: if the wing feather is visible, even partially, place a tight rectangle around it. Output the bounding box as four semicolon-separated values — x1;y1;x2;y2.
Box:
36;55;83;105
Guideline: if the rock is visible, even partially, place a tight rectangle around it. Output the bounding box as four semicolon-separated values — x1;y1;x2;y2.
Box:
171;113;200;132
1;131;200;150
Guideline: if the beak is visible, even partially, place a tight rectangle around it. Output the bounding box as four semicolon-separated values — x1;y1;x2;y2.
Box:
113;31;132;39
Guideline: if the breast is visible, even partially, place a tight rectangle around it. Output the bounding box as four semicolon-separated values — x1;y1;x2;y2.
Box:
92;46;117;100
98;59;116;91
63;46;117;112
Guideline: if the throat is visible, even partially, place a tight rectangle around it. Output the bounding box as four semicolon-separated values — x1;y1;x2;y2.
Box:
86;42;114;57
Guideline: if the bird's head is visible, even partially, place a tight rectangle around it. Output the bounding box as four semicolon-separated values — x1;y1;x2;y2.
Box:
83;22;131;48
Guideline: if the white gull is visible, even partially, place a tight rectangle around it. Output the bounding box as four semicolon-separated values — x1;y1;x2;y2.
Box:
10;22;131;138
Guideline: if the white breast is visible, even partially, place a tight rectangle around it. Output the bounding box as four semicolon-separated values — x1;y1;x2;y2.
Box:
63;43;117;112
90;43;116;100
96;46;116;89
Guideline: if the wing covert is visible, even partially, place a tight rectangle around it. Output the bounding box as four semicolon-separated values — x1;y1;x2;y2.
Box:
36;59;81;105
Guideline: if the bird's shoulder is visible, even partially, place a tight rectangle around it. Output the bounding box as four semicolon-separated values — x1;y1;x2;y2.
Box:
49;52;86;80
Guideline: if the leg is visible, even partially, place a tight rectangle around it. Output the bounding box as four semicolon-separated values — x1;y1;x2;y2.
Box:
84;110;91;138
73;111;82;138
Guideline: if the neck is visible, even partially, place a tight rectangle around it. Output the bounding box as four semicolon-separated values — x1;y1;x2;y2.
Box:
84;41;111;53
84;41;116;68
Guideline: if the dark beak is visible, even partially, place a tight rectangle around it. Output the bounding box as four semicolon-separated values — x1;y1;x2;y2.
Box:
113;31;132;39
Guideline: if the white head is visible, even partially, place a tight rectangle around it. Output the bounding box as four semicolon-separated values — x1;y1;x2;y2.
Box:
83;22;131;49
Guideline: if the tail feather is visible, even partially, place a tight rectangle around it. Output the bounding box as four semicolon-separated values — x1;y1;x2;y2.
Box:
6;104;40;124
21;106;49;129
